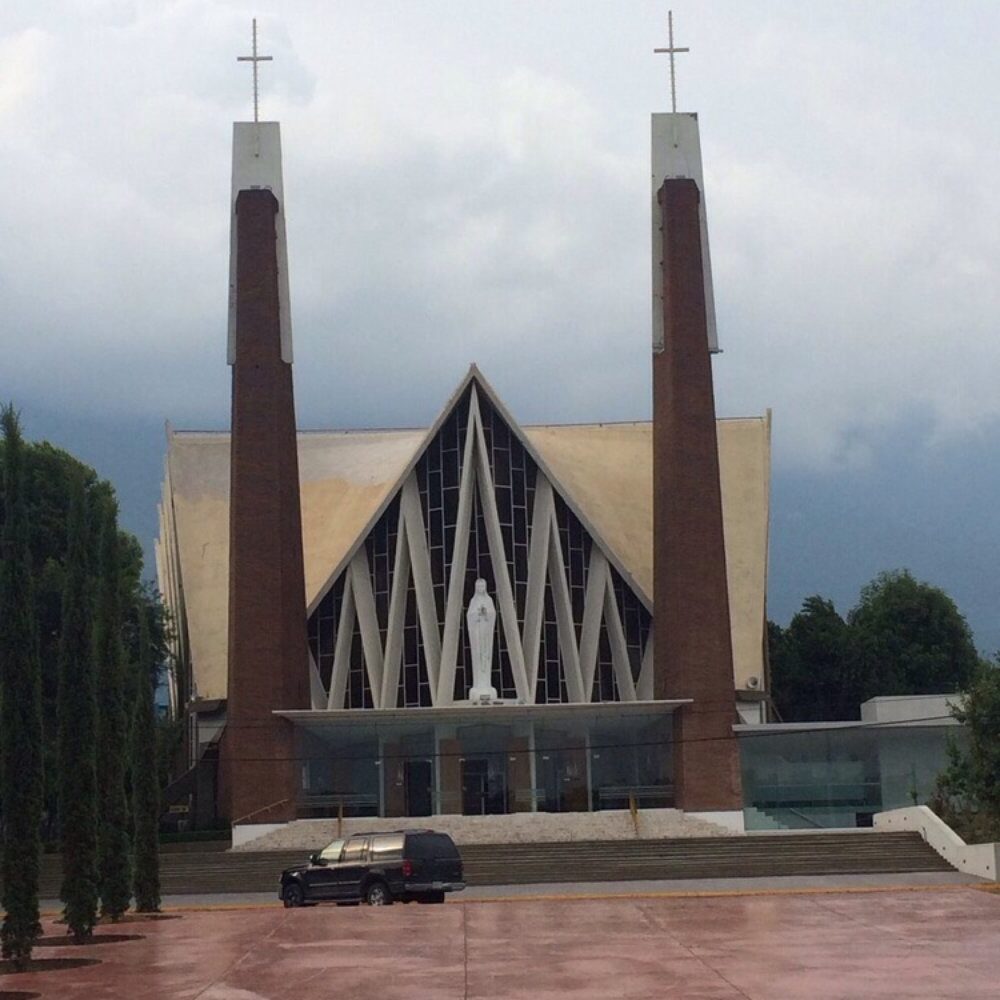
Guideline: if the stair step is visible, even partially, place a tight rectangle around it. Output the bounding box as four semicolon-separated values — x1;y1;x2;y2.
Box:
18;831;951;896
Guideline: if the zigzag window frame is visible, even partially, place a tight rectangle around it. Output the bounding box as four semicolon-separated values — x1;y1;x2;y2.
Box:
305;372;653;710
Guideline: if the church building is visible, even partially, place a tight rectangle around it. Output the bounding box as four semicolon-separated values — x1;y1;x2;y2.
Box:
155;27;771;839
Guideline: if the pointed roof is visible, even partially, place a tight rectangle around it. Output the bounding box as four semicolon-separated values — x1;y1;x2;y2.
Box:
306;366;651;617
158;368;770;701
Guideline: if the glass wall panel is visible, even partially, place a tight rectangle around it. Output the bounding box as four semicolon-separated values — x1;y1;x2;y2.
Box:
590;715;672;810
739;724;966;830
299;729;380;818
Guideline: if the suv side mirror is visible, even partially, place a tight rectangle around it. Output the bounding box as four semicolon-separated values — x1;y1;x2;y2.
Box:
309;852;321;865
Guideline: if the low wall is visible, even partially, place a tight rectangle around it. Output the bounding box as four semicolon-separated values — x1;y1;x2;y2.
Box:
875;806;998;881
231;808;737;851
231;822;285;849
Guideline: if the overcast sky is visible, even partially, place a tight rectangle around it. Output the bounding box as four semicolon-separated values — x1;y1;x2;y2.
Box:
2;2;999;651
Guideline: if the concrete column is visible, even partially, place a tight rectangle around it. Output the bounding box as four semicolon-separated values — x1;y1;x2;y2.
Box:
508;736;532;813
653;177;742;814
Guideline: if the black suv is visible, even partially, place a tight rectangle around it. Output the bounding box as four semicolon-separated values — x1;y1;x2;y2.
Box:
279;830;465;907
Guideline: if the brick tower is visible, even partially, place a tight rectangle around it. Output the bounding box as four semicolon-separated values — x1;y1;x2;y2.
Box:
651;112;743;824
221;121;310;826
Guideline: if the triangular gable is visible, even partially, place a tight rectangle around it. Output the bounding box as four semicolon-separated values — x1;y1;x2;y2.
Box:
307;366;648;617
306;368;653;709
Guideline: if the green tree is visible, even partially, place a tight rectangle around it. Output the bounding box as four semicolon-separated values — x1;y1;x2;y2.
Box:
131;600;161;913
56;474;100;941
848;570;979;702
0;406;44;969
771;572;982;722
931;662;1000;842
0;438;172;841
769;596;853;721
94;499;132;920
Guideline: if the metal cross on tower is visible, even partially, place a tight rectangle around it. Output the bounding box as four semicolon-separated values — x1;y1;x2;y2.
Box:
237;18;273;123
653;11;689;113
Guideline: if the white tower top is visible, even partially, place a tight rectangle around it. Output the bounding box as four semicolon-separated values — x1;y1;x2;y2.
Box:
227;21;293;365
651;12;719;354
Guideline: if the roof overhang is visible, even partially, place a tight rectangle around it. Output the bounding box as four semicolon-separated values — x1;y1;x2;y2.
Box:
734;717;959;734
276;699;690;734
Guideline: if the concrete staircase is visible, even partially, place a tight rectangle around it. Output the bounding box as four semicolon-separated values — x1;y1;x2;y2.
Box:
458;832;952;885
25;832;951;897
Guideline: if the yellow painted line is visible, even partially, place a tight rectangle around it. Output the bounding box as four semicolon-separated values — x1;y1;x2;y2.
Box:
157;883;979;910
31;882;987;918
455;883;979;904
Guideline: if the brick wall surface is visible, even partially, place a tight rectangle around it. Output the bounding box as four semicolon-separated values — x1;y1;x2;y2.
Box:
223;188;310;825
653;178;742;812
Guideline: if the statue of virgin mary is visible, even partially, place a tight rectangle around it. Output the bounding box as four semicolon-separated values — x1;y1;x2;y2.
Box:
466;579;498;703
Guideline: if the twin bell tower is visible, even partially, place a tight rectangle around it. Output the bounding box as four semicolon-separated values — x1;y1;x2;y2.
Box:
220;15;744;829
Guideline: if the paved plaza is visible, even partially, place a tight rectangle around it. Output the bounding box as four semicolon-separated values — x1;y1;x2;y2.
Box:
3;885;999;999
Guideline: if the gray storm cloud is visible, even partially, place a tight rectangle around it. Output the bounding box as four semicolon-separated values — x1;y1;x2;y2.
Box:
1;0;998;472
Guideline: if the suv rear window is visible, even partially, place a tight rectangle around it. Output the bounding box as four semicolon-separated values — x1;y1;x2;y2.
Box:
405;833;459;859
370;834;405;859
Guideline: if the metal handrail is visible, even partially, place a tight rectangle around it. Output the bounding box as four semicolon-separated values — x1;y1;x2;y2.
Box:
232;797;291;826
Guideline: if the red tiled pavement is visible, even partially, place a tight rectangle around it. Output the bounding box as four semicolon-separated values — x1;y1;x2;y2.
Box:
3;888;999;999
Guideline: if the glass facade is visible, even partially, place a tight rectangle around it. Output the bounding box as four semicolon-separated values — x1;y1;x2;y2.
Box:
739;723;965;830
290;710;964;827
292;708;674;819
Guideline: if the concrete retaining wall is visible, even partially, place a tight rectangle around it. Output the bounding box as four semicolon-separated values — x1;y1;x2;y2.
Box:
231;808;736;851
875;806;998;881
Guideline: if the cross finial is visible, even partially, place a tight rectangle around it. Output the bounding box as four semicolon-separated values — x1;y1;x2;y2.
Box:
653;11;689;113
237;18;273;123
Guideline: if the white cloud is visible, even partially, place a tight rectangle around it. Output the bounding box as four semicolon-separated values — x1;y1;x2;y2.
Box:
0;1;998;472
0;28;50;122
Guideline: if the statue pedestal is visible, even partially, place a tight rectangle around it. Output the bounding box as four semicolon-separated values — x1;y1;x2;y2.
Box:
466;697;519;707
469;686;499;705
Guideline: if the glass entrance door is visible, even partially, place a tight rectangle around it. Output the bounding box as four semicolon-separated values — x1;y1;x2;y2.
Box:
461;757;507;815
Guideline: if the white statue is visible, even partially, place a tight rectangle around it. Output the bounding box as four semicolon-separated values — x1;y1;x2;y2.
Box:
466;579;498;703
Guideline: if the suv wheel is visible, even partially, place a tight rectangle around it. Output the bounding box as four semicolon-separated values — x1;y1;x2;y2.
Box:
364;880;391;906
282;882;305;908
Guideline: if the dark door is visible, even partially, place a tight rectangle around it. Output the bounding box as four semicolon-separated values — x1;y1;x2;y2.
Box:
462;757;507;815
538;752;564;812
485;759;507;814
462;758;488;815
405;759;433;816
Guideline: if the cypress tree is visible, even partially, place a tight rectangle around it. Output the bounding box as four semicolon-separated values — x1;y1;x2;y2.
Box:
56;474;99;941
0;406;44;969
131;601;161;913
94;499;131;920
